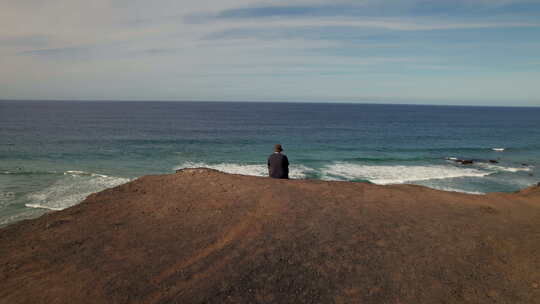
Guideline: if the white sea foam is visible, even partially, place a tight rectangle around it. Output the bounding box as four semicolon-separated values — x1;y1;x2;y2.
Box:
25;172;130;211
414;183;485;195
492;148;505;152
432;187;484;195
175;161;311;179
24;204;64;211
64;170;109;178
476;163;532;173
65;170;88;176
0;208;47;227
321;162;491;185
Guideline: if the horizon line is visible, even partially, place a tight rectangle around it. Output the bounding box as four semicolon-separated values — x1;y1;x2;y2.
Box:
1;99;539;108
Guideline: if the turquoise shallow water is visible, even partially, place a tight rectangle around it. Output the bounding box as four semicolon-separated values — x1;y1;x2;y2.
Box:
1;100;539;227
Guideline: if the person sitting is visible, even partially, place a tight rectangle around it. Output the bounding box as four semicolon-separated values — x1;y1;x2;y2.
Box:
267;144;289;179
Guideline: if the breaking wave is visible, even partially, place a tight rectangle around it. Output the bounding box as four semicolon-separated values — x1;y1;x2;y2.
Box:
320;163;491;185
476;163;532;173
25;171;130;211
175;161;312;179
428;186;485;195
174;160;535;194
64;170;109;178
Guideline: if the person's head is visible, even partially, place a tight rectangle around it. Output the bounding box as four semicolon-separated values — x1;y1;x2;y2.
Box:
274;144;283;152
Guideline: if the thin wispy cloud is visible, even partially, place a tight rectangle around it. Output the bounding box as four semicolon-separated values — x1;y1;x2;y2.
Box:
211;2;540;19
19;47;91;57
0;0;539;105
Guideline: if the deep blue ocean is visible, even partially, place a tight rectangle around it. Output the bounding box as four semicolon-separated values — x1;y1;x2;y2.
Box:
1;100;539;227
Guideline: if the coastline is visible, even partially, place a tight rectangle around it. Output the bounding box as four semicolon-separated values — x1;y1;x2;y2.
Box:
1;169;539;303
2;101;539;227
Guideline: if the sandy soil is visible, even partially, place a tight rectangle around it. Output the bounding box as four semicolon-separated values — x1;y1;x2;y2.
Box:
1;168;539;304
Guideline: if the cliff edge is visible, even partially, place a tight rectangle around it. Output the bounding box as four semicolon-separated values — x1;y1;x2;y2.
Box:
1;169;540;303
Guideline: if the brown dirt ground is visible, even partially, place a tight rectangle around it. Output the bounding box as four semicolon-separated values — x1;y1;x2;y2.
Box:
1;168;540;304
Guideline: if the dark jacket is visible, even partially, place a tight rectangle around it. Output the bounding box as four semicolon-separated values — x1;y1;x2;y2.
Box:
267;152;289;179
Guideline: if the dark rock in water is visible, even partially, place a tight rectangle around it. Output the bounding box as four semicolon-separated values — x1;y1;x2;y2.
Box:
522;163;529;166
489;160;499;164
451;159;474;165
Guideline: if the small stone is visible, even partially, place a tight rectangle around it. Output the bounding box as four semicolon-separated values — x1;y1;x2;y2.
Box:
532;282;539;289
375;240;387;247
487;289;499;298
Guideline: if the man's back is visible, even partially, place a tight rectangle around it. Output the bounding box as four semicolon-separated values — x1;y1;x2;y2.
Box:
267;152;289;179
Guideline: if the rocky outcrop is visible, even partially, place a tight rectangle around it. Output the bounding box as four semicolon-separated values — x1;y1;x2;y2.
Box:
446;158;475;165
1;169;540;304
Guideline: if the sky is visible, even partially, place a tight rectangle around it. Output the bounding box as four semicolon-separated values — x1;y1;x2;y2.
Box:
1;0;540;106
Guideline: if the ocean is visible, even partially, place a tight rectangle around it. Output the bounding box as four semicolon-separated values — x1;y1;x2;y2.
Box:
1;100;539;227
